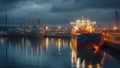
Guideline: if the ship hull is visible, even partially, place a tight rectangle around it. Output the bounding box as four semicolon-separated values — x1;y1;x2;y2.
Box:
71;33;104;50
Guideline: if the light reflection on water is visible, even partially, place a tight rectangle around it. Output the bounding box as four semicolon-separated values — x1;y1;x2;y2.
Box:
0;37;120;68
71;37;105;68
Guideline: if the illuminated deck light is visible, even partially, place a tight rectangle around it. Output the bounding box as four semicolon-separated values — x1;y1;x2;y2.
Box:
70;17;96;33
113;26;117;30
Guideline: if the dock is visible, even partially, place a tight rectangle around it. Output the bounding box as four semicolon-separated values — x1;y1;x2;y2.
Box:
0;26;71;38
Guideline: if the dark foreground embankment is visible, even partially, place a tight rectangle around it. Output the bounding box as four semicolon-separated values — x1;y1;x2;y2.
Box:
101;41;120;60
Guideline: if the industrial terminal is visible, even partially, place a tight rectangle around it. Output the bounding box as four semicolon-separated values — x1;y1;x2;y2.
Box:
0;11;120;68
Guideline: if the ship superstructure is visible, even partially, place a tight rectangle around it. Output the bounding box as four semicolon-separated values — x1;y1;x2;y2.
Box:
70;17;96;34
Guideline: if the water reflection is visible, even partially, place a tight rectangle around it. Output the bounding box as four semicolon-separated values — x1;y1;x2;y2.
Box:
0;37;71;68
0;37;5;45
71;37;105;68
0;37;120;68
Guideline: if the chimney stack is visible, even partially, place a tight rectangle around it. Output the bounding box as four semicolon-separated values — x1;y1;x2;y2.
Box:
115;11;119;29
5;14;7;27
5;14;8;32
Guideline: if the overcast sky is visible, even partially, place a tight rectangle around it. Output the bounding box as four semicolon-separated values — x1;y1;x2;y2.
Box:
0;0;120;27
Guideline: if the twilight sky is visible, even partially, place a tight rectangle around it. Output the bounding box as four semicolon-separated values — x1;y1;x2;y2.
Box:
0;0;120;26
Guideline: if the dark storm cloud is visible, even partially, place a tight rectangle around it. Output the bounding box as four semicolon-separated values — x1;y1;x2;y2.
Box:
0;0;120;26
0;0;51;11
51;0;120;12
0;0;19;11
82;0;120;9
0;0;19;4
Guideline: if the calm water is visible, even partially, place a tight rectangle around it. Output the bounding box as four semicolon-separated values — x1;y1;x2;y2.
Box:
0;37;120;68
